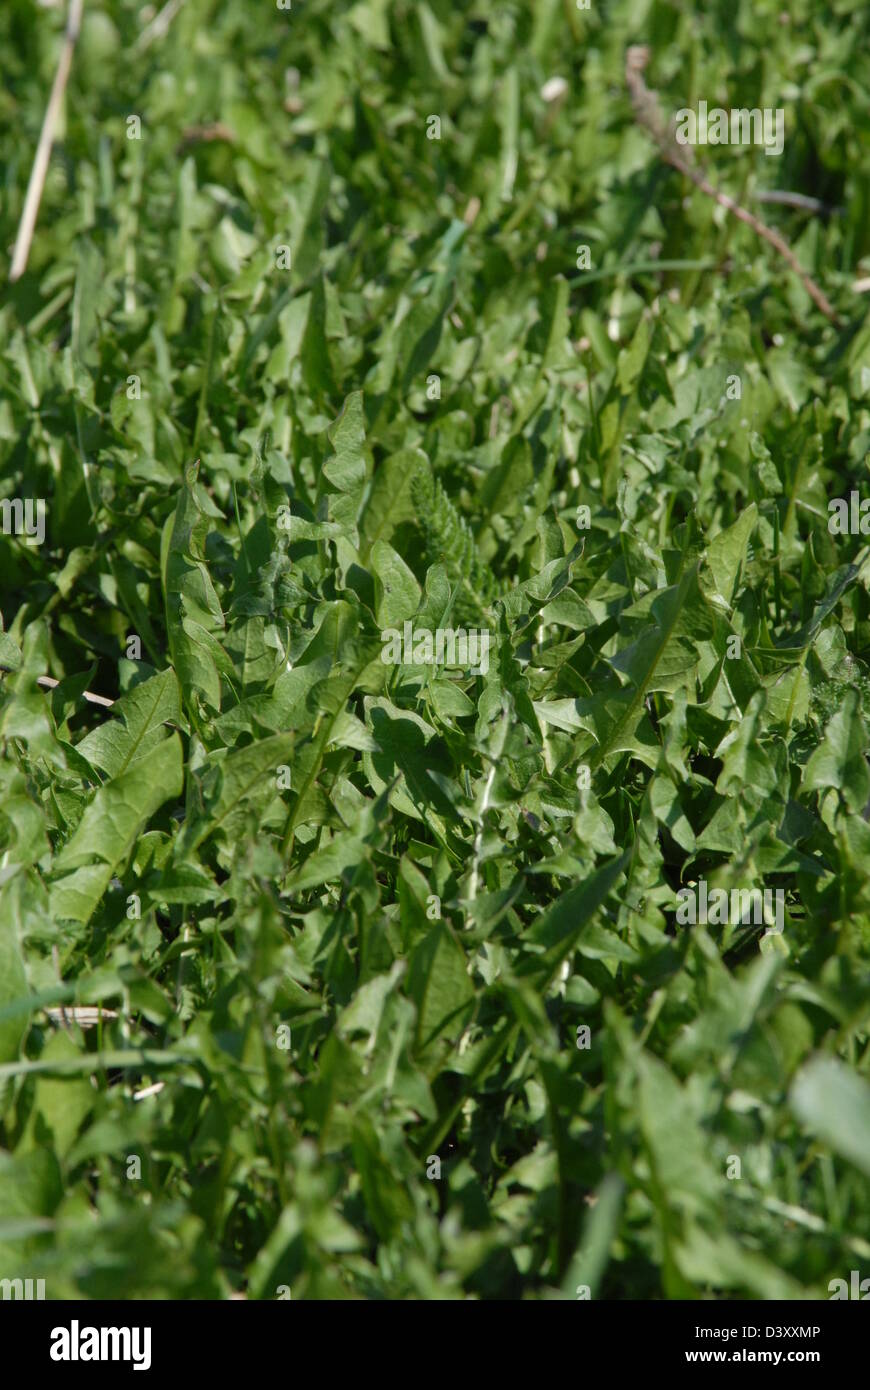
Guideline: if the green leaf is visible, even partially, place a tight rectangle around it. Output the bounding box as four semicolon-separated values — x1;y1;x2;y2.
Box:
360;446;428;558
351;1115;415;1242
371;539;422;627
637;1054;720;1221
594;566;713;767
616;314;651;393
0;914;27;1065
75;668;181;778
0;1149;63;1268
562;1173;624;1298
407;922;474;1060
160;464;225;715
178;732;295;853
704;504;757;607
790;1058;870;1178
49;734;184;923
804;690;870;813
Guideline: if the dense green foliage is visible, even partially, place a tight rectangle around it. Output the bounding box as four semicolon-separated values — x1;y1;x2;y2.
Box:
1;0;870;1300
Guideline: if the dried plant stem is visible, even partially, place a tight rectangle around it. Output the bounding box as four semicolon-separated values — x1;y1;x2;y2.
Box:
0;667;113;707
36;674;114;706
134;0;185;54
754;190;840;216
625;46;841;328
9;0;84;283
45;1006;119;1029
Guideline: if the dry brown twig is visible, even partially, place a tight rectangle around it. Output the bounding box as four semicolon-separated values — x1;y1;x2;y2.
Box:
624;47;842;328
9;0;84;282
177;122;236;154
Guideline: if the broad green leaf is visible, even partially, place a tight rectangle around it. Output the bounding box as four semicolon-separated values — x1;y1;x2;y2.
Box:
371;539;422;627
177;732;295;853
75;668;181;778
804;690;870;812
49;734;184;923
360;446;428;557
705;504;757;607
407;921;474;1061
790;1058;870;1177
637;1054;720;1220
594;565;713;767
0;1149;63;1268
